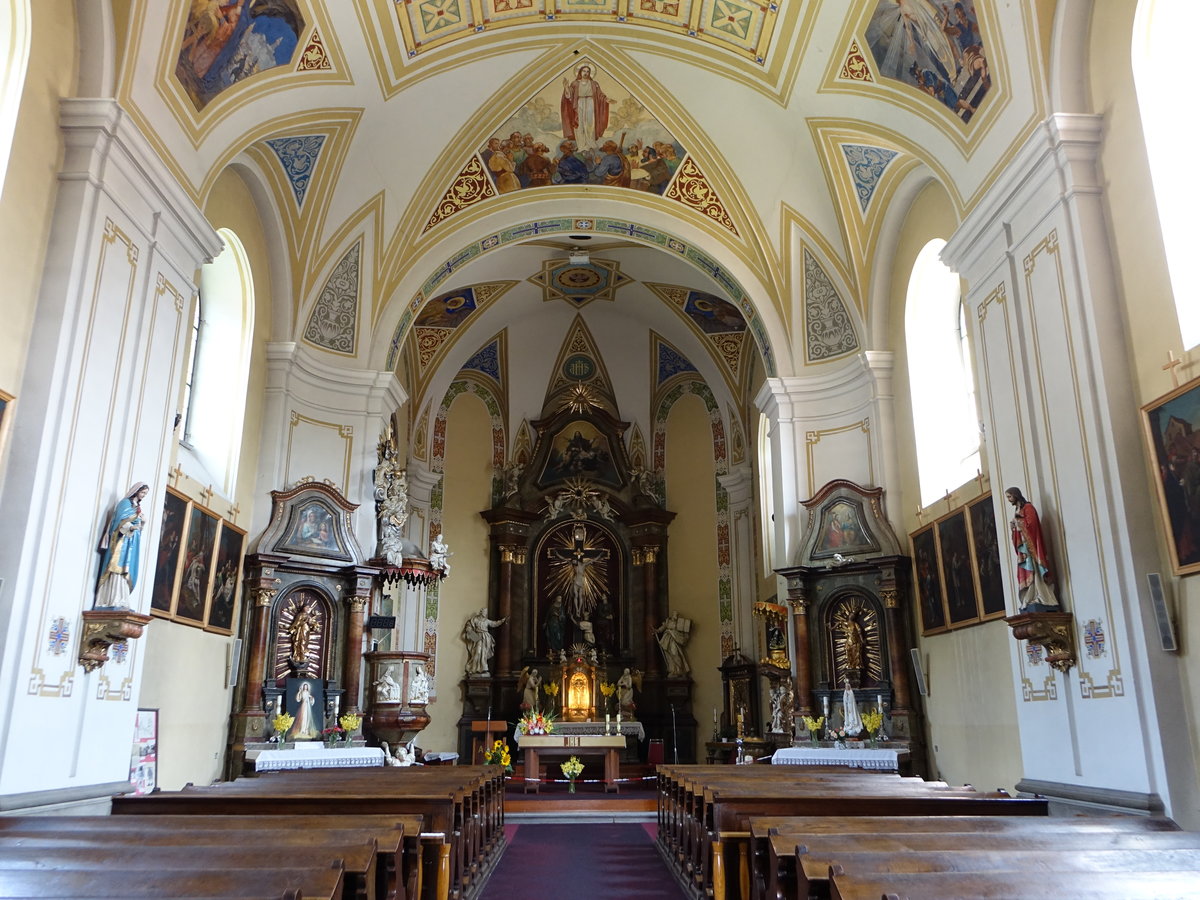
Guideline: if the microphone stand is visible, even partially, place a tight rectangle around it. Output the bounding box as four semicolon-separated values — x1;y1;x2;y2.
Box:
671;703;679;764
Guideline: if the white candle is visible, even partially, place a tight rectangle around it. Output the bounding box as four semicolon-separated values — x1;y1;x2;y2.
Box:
822;695;830;717
877;694;883;713
617;712;621;728
605;713;610;733
713;706;718;725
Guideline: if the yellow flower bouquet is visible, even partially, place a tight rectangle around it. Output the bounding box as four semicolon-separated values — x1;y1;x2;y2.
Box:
339;713;362;735
800;715;824;746
861;710;884;746
270;712;295;743
483;738;513;773
561;755;584;792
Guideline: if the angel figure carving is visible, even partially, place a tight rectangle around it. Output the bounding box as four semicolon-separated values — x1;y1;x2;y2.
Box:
517;666;542;712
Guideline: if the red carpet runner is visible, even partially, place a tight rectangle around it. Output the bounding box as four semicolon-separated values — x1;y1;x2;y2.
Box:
479;823;687;899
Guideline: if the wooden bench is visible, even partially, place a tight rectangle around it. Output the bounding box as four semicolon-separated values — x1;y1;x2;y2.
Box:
750;815;1185;900
112;765;505;900
0;862;345;899
828;868;1200;899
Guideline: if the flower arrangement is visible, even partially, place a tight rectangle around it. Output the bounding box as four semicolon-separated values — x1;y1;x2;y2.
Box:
270;712;295;742
860;710;883;736
561;755;584;793
827;725;849;744
800;715;824;746
599;680;615;712
542;681;559;711
517;710;556;735
339;713;362;735
321;726;346;745
483;739;513;773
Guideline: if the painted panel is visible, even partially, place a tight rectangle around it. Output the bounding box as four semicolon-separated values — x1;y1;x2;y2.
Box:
479;61;685;196
176;0;307;111
865;0;991;122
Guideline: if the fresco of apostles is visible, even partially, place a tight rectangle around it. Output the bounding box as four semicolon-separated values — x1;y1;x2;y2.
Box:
177;0;307;111
866;0;991;123
479;62;687;195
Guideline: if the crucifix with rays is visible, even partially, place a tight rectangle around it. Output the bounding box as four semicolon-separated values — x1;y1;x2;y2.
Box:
547;522;610;626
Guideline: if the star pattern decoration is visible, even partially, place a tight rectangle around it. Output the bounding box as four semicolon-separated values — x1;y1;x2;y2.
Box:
528;258;634;308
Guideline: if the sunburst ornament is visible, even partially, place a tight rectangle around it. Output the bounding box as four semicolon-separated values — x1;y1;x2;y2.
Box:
830;597;882;687
563;383;601;414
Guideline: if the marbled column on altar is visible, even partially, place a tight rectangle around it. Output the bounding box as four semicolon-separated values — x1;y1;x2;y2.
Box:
341;566;375;716
786;584;813;719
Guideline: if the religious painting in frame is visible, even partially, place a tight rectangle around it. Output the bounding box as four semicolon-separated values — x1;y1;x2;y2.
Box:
278;499;351;561
538;419;621;488
813;497;878;558
936;509;980;626
205;520;246;635
910;523;947;635
1142;373;1200;576
0;388;12;461
967;494;1007;618
129;707;158;796
176;503;220;624
150;488;189;616
282;677;325;742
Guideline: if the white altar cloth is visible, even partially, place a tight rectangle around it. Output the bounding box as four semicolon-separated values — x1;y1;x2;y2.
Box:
524;721;645;741
249;745;385;771
771;747;903;771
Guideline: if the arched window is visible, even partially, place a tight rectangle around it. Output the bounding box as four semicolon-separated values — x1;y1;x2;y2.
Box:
180;229;254;497
0;1;31;194
1133;0;1200;349
906;239;981;507
757;412;776;574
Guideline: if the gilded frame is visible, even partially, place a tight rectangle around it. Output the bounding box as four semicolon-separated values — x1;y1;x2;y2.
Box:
1142;373;1200;576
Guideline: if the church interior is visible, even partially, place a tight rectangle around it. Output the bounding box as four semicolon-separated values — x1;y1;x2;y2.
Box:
2;0;1200;865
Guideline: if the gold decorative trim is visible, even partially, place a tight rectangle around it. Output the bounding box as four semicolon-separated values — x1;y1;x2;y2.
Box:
296;29;333;71
664;157;738;235
838;40;872;82
804;418;872;491
286;412;355;494
423;156;497;233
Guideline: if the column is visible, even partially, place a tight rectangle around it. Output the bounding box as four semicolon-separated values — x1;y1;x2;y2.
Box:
718;466;756;656
635;543;662;676
785;580;812;717
495;544;526;675
341;567;374;715
0;99;220;800
880;588;912;713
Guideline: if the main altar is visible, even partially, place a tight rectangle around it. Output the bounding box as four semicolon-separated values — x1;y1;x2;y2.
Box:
456;340;697;761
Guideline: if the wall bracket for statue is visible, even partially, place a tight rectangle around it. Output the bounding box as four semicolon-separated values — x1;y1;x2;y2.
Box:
78;608;152;673
1005;611;1076;673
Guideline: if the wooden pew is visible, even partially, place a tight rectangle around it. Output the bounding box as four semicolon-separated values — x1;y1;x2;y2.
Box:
828;868;1200;900
0;822;386;900
751;815;1185;900
0;862;345;899
94;809;419;900
112;765;505;900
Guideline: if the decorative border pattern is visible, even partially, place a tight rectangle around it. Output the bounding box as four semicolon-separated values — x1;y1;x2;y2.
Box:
303;241;360;355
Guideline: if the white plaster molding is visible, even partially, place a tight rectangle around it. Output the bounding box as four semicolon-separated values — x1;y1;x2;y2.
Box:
717;465;754;508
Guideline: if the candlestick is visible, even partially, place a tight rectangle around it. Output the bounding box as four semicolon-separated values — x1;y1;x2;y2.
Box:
605;713;610;735
713;706;718;725
822;695;830;717
616;712;621;730
877;694;883;714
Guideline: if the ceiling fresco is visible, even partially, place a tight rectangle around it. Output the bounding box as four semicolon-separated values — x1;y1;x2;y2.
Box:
528;257;635;307
864;0;991;123
176;0;307;110
390;0;781;63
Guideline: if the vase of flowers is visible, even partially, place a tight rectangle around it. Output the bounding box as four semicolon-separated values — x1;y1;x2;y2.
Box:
542;681;559;714
483;739;513;773
270;712;295;744
861;710;883;749
561;755;584;793
517;710;556;736
827;726;848;750
801;715;824;747
339;713;362;741
321;726;345;747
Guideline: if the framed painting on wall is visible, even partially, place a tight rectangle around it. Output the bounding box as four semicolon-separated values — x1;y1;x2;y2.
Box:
910;524;947;635
150;488;189;616
205;521;245;634
176;503;219;623
936;509;980;627
967;494;1007;618
1142;374;1200;576
0;389;12;460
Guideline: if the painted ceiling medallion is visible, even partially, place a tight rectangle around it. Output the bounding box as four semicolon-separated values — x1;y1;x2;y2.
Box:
841;144;898;213
529;258;633;308
424;156;496;233
664;157;738;235
295;28;332;71
264;134;326;208
303;241;360;355
840;40;873;81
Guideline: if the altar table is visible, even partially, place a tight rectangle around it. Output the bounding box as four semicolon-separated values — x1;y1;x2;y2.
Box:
247;745;385;772
515;734;625;793
770;746;905;771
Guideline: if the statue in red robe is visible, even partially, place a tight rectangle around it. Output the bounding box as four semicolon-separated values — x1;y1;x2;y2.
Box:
1005;487;1061;612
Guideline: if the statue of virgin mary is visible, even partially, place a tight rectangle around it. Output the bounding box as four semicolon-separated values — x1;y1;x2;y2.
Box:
841;679;863;736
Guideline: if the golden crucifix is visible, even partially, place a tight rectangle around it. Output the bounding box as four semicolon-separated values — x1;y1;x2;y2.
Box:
547;522;610;624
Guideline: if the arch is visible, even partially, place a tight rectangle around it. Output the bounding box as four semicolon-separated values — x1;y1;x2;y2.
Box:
905;239;980;506
1047;0;1093;114
423;378;507;675
0;0;31;195
1132;0;1200;349
652;377;733;657
184;228;255;498
377;214;783;378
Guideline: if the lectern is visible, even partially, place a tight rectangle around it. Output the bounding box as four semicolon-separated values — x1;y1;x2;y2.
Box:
470;720;508;764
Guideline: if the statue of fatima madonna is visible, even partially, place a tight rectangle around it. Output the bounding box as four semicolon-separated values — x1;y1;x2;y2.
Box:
841;678;863;736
